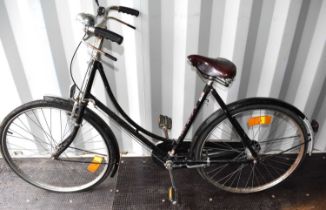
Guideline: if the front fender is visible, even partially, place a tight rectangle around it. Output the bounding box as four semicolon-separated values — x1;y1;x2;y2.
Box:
43;95;74;105
191;97;314;155
43;96;121;177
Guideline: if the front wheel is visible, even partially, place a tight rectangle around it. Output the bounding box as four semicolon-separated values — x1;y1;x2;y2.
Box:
0;99;115;192
194;102;308;193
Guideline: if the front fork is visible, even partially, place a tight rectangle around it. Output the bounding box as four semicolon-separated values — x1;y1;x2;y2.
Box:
51;100;88;159
52;59;97;159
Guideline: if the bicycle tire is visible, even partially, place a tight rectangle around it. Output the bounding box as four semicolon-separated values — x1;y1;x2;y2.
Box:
194;101;308;193
0;99;117;192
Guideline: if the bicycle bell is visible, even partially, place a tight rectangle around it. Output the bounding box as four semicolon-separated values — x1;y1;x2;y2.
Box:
76;13;95;27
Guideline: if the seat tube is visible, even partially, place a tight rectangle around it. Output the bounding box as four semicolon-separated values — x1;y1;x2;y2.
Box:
170;80;213;155
211;89;258;159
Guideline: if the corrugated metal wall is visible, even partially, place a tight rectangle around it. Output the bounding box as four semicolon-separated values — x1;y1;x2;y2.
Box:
0;0;325;155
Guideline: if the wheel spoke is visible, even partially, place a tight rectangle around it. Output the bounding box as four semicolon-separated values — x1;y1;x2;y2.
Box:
197;106;306;193
2;104;110;192
259;135;300;144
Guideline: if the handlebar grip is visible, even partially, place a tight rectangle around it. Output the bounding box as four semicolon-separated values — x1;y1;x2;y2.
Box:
118;6;139;17
93;27;123;44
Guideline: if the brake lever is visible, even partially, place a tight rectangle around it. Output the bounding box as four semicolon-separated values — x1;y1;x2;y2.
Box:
107;16;136;30
82;41;117;61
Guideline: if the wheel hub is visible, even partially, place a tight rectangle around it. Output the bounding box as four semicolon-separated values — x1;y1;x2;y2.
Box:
245;140;261;161
250;140;261;153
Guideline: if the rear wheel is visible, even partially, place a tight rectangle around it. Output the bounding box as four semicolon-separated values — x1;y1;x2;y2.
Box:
0;100;115;192
194;102;307;193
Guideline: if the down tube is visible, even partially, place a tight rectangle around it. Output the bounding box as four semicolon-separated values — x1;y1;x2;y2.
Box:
89;62;165;156
95;61;167;141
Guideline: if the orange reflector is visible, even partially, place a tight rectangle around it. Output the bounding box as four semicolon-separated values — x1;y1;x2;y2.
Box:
87;156;103;173
247;115;272;127
168;187;173;201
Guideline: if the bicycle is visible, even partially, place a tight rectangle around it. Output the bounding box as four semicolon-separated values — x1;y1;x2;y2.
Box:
0;1;319;204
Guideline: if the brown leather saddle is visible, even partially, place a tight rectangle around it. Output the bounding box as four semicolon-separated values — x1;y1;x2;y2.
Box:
188;55;236;85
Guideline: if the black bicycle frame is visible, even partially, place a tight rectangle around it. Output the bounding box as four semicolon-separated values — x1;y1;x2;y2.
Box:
78;60;256;162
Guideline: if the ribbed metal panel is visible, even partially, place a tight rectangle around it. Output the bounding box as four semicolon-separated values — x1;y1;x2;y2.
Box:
0;0;325;155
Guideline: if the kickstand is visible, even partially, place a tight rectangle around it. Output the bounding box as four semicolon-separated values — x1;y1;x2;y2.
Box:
166;160;179;205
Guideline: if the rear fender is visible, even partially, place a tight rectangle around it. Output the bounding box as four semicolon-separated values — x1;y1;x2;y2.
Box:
191;97;314;155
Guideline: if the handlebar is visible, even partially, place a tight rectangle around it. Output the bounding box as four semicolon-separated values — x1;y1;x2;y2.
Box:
87;27;123;44
108;6;139;17
117;6;139;17
80;4;139;61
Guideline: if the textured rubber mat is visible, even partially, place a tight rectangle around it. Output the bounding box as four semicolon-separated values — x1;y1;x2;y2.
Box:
2;155;326;209
0;160;117;210
112;156;326;210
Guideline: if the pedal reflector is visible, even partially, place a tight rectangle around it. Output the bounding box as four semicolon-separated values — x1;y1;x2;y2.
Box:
87;156;103;173
248;116;272;127
168;186;173;201
168;186;177;205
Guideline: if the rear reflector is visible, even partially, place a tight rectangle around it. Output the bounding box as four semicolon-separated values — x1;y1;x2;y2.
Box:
247;116;272;127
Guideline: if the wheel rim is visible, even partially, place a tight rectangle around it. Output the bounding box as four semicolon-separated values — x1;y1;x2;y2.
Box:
199;107;306;193
2;106;110;192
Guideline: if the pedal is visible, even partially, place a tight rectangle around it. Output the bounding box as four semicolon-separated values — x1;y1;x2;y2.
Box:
159;115;172;139
158;115;172;129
